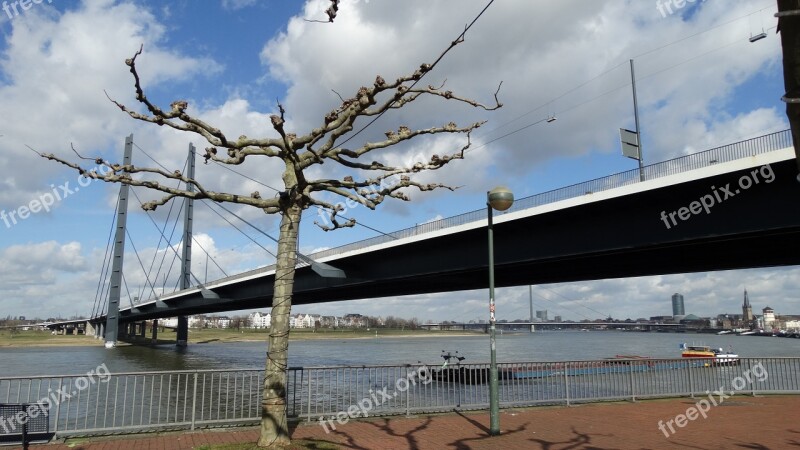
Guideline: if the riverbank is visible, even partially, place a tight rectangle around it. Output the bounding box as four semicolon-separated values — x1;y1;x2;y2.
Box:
0;328;482;348
0;330;102;348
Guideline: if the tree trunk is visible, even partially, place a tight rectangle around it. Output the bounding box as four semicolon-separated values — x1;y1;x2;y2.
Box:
258;205;301;448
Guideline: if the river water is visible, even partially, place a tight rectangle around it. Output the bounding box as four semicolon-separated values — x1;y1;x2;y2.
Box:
1;331;798;377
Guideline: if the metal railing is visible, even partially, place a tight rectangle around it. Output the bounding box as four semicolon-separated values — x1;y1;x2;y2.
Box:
1;357;798;438
203;129;792;287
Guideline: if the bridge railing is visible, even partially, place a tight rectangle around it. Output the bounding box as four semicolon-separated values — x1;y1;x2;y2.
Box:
306;129;792;261
1;356;797;438
206;129;791;290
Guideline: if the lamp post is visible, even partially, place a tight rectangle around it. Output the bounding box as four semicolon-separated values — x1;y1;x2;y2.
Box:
487;186;513;436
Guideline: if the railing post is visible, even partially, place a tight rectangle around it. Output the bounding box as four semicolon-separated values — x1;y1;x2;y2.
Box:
306;369;312;423
190;372;198;430
406;371;411;417
687;362;694;398
53;378;62;434
563;365;570;406
628;364;636;402
746;359;756;397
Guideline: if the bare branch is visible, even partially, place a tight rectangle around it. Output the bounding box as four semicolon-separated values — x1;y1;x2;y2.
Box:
305;0;340;23
36;150;281;212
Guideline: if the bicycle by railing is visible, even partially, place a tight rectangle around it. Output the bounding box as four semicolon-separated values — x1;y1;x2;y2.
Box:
1;357;798;438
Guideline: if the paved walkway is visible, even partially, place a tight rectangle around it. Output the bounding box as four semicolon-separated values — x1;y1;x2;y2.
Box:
15;395;800;449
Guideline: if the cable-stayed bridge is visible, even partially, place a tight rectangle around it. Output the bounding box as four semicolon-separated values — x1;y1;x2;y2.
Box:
44;130;800;346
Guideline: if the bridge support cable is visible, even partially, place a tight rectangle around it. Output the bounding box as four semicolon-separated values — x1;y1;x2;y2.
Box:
136;155;189;301
210;202;345;278
104;134;133;348
90;202;118;319
124;228;160;302
200;201;277;259
121;272;137;313
128;187;186;294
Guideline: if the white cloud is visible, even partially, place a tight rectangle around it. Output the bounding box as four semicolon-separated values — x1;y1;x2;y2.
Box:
221;0;258;11
0;0;794;323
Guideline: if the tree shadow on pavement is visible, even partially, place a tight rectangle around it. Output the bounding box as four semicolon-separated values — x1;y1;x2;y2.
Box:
528;426;616;450
445;412;527;449
317;416;434;450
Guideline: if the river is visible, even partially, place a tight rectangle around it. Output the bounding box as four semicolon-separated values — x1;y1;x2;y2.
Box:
1;331;798;377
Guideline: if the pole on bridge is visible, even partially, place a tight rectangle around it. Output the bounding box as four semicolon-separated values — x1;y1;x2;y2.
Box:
630;59;645;182
104;134;133;349
529;285;535;333
177;143;196;347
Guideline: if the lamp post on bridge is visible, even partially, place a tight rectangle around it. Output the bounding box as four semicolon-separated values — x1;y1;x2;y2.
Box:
487;186;513;436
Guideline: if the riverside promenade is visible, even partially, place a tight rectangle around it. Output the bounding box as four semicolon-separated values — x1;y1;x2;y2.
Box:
18;395;800;449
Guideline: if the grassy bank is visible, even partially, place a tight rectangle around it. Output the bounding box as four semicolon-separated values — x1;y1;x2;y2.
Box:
0;327;481;348
0;329;102;348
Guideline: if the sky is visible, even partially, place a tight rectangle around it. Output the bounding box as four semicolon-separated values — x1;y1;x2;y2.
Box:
0;0;797;323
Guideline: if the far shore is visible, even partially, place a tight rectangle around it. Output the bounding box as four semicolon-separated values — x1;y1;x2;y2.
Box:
0;328;485;348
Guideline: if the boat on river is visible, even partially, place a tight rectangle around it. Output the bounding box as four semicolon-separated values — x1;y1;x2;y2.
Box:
680;343;740;366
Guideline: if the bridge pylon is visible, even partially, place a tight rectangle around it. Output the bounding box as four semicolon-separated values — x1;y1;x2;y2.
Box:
177;144;196;347
104;134;133;349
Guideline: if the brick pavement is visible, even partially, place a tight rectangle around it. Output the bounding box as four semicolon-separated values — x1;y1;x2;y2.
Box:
14;395;800;449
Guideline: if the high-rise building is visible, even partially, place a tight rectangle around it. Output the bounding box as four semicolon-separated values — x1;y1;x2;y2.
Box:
554;315;562;322
536;310;548;321
671;293;685;316
742;289;754;323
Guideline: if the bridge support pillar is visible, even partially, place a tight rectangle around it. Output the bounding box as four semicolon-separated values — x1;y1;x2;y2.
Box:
530;324;535;333
177;316;188;347
96;323;103;339
85;321;96;337
151;320;159;344
104;135;134;349
140;322;147;338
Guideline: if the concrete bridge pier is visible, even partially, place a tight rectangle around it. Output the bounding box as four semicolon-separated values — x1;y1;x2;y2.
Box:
151;319;159;344
138;322;146;338
97;323;104;340
177;316;188;347
85;321;96;337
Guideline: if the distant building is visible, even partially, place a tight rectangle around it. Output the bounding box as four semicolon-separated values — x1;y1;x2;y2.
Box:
762;306;775;328
742;289;754;323
536;310;548;321
249;312;271;329
671;293;685;316
554;315;562;322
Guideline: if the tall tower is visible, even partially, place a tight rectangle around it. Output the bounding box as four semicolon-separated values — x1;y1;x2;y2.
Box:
671;293;685;316
742;289;754;323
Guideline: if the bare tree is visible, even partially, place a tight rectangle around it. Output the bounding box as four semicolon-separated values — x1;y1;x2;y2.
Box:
36;28;500;449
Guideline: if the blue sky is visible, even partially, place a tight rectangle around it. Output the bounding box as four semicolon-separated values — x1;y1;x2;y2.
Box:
0;0;796;322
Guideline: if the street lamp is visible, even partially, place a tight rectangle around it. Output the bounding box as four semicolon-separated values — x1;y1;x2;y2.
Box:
487;186;513;436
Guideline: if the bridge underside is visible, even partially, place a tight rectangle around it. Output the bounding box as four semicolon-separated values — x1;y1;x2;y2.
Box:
118;158;800;322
